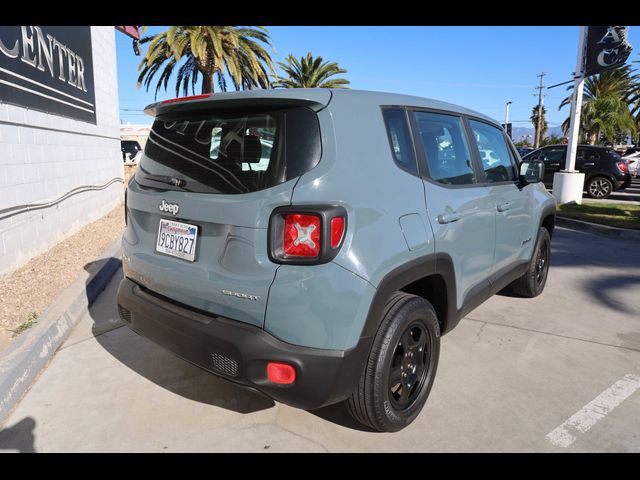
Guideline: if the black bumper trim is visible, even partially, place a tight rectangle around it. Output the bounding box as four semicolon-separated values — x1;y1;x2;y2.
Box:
116;278;370;410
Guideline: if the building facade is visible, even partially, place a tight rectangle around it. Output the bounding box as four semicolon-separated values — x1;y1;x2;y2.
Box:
0;26;124;276
120;124;150;148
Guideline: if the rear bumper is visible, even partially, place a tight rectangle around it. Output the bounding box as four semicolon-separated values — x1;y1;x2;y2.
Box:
618;174;632;190
116;277;370;410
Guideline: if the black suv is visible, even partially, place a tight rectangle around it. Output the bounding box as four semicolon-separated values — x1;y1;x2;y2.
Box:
522;144;632;199
121;140;142;163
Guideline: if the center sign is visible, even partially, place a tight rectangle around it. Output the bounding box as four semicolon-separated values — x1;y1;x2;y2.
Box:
0;26;96;124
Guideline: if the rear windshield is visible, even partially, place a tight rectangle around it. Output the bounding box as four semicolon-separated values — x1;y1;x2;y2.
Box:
136;107;321;194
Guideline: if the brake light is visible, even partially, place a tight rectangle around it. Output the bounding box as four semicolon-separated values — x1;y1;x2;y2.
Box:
283;214;321;258
162;94;212;104
267;362;296;385
617;161;628;173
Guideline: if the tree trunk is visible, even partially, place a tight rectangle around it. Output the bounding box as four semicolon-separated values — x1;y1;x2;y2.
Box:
200;68;214;94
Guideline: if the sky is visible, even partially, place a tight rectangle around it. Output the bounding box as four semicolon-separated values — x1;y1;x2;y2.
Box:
116;26;640;130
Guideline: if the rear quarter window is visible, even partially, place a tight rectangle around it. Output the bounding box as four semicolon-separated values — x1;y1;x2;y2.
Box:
382;109;418;175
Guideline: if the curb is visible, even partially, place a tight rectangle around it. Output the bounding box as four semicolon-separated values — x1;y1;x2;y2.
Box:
556;216;640;241
0;238;122;424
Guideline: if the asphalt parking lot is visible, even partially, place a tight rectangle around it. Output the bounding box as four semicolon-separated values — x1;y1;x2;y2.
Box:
0;226;639;452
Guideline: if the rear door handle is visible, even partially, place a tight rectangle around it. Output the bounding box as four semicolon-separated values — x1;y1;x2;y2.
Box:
497;202;511;212
437;212;463;224
550;163;561;167
583;162;595;166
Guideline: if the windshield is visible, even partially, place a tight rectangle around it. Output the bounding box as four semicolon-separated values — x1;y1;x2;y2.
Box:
136;107;321;194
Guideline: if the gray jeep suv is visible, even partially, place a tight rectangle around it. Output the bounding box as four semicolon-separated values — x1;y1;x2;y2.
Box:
117;89;556;432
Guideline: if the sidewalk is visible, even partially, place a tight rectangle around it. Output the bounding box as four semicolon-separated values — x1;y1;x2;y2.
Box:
0;204;125;353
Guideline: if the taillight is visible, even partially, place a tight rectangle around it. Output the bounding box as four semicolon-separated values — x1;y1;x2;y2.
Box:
330;217;345;248
161;93;212;104
616;162;628;173
283;214;321;258
268;205;347;265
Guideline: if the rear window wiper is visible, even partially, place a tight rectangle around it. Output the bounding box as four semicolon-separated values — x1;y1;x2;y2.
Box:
142;173;187;188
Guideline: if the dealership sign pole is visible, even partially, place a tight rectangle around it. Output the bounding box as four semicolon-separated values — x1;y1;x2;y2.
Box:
552;26;633;205
551;26;588;205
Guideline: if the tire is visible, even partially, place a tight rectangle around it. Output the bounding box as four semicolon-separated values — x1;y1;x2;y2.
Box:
586;176;614;199
345;292;440;432
509;227;551;298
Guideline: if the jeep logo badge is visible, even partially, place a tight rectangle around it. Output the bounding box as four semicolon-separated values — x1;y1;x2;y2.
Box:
159;200;179;216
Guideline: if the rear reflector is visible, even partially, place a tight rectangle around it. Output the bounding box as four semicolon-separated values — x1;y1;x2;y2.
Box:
283;214;321;257
162;94;212;104
267;362;296;385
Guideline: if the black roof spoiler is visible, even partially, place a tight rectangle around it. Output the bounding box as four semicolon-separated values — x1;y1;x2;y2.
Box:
144;89;332;117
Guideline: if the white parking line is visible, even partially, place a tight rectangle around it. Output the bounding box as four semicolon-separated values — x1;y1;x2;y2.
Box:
546;373;640;448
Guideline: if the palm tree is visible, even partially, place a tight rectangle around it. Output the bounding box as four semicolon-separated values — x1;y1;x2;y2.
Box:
569;94;637;144
137;26;276;98
273;53;350;89
628;54;640;142
530;105;548;147
559;66;639;144
540;134;564;147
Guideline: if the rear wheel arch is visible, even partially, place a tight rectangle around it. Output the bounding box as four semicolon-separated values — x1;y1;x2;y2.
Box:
360;254;458;340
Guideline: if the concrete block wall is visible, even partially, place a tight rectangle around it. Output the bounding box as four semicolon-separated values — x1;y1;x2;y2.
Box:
0;26;124;277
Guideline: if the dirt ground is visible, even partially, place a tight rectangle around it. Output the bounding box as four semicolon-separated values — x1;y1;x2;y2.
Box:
0;204;125;351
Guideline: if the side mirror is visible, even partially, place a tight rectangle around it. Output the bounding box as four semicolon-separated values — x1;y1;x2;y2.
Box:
519;160;544;185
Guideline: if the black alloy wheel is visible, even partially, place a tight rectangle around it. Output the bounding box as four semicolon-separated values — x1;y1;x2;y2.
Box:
388;322;431;410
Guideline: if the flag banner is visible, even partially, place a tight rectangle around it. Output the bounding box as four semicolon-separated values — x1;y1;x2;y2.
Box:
584;26;633;77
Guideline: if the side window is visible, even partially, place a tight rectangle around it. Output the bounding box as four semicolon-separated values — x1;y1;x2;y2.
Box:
586;150;600;161
382;109;418;175
412;111;475;185
468;120;517;183
542;148;566;163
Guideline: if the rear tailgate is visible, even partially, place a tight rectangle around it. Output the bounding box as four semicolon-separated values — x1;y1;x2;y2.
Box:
123;92;328;327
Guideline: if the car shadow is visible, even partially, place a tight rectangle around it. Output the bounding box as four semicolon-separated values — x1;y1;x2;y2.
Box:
307;402;376;432
85;262;275;415
0;417;37;452
84;262;381;431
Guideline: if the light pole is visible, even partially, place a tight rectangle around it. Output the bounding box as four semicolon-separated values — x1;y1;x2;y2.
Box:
504;101;512;127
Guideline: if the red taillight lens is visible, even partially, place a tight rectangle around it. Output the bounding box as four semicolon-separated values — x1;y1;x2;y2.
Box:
330;217;345;248
269;206;347;265
283;214;321;258
162;93;212;104
267;362;296;385
617;162;628;173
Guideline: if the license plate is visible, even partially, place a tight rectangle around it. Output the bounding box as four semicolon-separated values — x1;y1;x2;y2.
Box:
156;219;198;262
